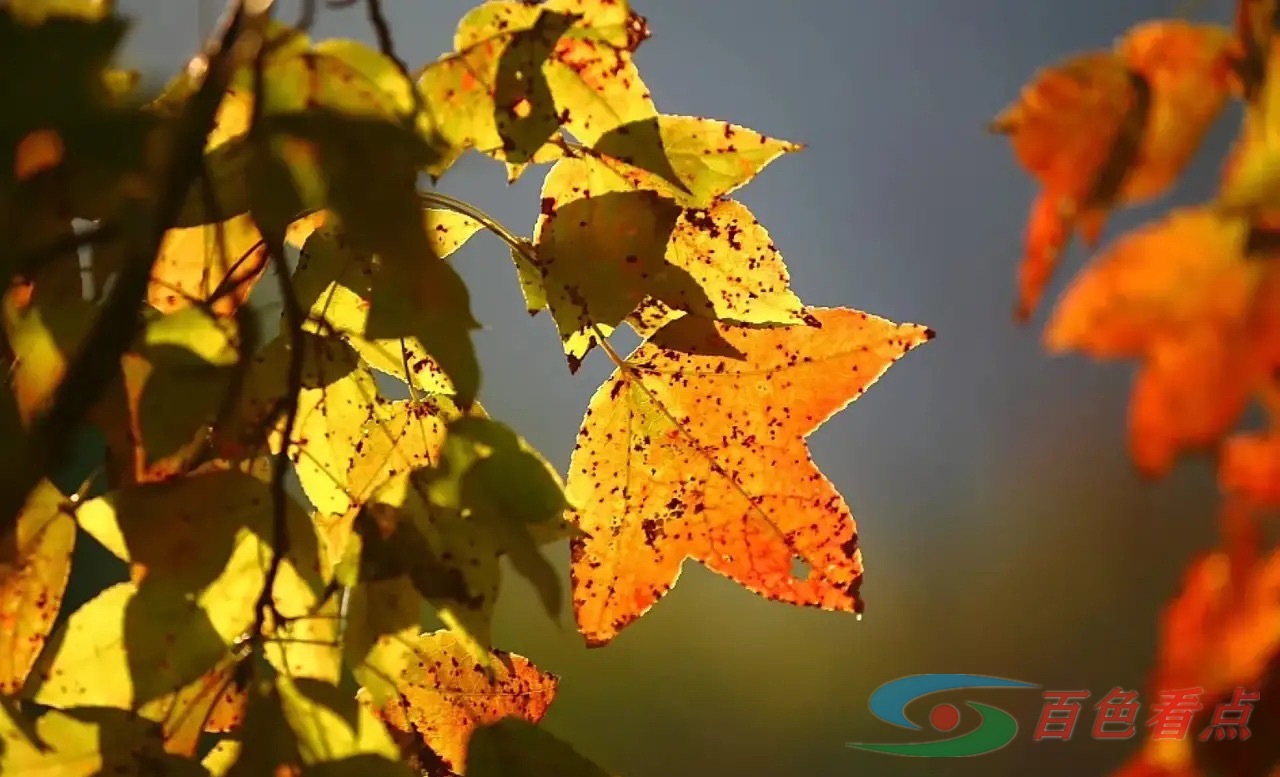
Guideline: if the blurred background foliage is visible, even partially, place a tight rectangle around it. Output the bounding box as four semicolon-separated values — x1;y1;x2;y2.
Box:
69;1;1251;774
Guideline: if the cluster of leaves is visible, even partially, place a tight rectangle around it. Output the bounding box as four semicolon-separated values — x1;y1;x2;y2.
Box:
993;2;1280;773
0;0;929;774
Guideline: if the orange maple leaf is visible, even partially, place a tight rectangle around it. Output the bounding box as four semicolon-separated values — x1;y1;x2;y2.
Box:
565;307;931;646
1044;208;1280;476
362;631;557;775
993;20;1234;321
1221;428;1280;507
1111;532;1280;777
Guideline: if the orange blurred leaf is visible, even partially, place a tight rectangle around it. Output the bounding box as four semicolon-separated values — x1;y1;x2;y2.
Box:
1045;208;1280;476
994;21;1234;319
566;307;931;646
1221;430;1280;506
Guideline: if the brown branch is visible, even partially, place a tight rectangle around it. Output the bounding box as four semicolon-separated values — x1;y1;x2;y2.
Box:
247;15;304;647
364;0;409;77
12;221;120;278
0;0;268;547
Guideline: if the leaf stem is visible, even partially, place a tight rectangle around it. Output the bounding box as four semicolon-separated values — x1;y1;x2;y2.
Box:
418;190;629;370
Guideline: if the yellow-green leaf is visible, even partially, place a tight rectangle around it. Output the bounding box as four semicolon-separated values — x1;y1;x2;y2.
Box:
534;157;805;368
32;467;323;709
418;0;655;176
293;227;476;397
0;704;207;776
590;114;803;208
0;479;75;694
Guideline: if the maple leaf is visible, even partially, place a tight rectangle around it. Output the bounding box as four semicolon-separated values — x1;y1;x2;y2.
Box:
1221;429;1280;507
532;156;806;369
0;479;75;694
2;225;98;426
293;224;481;397
137;653;249;758
566;307;931;646
203;671;412;776
1044;207;1280;476
29;467;325;711
417;0;654;177
284;373;567;667
586;113;804;209
0;703;207;776
1233;0;1279;102
992;20;1235;320
1110;537;1280;777
148;87;269;316
361;630;558;776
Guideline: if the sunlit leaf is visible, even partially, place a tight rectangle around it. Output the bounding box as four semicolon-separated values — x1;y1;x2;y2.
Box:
215;671;412;777
0;479;75;694
418;0;655;176
293;227;477;397
0;703;208;776
259;110;481;406
567;308;931;645
115;306;244;481
2;237;96;426
135;651;249;757
533;156;805;369
30;467;323;709
589;114;803;208
362;630;558;776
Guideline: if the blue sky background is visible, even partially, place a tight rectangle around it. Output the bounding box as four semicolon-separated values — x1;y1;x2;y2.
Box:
112;2;1244;774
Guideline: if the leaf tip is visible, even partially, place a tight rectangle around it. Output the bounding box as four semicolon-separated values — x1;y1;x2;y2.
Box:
987;110;1018;135
1012;301;1033;324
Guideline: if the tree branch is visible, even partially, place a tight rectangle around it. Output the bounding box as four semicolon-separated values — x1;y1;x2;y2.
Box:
0;0;271;543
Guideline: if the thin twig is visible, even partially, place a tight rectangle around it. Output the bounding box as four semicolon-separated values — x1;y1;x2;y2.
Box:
247;4;304;647
364;0;409;76
0;0;265;544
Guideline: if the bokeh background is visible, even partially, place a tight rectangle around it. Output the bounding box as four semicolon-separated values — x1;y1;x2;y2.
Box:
101;1;1249;774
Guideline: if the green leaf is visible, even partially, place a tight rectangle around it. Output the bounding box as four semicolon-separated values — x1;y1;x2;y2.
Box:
260;111;481;407
510;243;550;314
277;674;407;769
422;416;573;621
467;718;617;777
